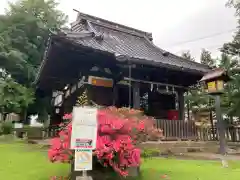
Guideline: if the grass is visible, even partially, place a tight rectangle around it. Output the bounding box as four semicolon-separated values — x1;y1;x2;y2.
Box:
141;158;240;180
1;141;240;180
0;141;69;180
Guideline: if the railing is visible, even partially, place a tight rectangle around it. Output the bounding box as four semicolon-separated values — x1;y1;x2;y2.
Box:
155;119;240;142
196;127;240;142
156;119;197;140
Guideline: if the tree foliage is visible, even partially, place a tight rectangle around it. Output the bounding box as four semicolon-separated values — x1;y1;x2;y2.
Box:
200;49;216;68
222;0;240;57
0;0;67;120
183;50;213;115
181;51;195;61
0;0;67;85
0;77;34;121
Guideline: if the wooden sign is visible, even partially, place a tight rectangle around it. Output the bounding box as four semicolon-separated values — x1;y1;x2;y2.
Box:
88;76;113;88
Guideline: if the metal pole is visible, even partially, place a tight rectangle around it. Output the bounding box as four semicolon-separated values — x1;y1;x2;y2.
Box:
82;170;87;177
215;95;228;167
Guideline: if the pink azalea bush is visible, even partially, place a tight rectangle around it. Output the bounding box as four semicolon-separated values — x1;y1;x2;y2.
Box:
48;107;162;176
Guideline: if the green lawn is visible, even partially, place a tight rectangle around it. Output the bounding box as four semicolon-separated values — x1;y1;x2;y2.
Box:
1;142;240;180
141;158;240;180
0;142;69;180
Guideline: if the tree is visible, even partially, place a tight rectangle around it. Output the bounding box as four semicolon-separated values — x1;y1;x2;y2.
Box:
0;77;34;121
0;0;67;85
181;51;195;61
221;0;240;57
217;53;240;118
181;51;208;120
200;49;216;68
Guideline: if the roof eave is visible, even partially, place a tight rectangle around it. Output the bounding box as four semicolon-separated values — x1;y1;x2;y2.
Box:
115;55;210;75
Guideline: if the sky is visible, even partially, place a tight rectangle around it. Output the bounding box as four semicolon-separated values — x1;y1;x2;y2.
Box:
0;0;238;61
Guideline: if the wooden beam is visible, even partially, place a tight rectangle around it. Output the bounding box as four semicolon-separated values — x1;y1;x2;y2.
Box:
178;90;185;120
124;77;188;89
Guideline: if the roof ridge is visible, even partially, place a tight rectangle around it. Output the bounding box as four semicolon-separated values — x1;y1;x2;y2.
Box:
73;11;153;40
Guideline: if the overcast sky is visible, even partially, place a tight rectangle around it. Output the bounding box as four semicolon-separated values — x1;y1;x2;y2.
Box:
0;0;238;61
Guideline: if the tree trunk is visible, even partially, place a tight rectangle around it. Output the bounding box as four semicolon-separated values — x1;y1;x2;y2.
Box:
22;109;27;124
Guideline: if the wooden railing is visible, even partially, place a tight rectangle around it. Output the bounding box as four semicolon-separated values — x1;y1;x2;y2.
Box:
155;119;240;142
156;119;197;140
21;119;240;142
196;127;240;142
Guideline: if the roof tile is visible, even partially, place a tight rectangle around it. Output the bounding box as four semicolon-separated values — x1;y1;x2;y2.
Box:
67;13;210;73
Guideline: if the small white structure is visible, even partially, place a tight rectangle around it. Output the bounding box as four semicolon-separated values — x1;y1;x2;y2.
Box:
29;115;44;127
14;123;23;129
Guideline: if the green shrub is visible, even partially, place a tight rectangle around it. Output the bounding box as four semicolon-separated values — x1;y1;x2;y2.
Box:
0;122;13;135
141;148;160;159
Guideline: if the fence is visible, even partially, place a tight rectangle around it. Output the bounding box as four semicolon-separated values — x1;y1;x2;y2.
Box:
196;127;240;142
0;113;20;122
156;119;197;140
155;119;240;142
19;118;240;142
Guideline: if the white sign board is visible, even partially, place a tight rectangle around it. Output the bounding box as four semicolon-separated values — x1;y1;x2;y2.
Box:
70;107;98;150
14;123;23;129
74;149;92;171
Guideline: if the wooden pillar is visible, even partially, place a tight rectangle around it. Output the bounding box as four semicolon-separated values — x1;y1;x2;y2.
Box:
113;85;119;106
133;82;140;109
178;90;185;120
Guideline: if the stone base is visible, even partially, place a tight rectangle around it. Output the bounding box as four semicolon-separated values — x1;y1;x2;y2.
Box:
76;176;93;180
128;166;140;177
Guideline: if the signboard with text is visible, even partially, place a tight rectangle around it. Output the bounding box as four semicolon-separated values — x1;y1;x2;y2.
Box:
70;107;98;150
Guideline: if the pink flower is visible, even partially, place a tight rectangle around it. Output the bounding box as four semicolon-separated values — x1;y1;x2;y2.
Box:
48;107;162;177
137;121;145;131
63;113;72;120
50;138;61;150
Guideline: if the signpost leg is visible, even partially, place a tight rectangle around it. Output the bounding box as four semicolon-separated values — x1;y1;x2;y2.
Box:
215;95;228;167
82;170;87;177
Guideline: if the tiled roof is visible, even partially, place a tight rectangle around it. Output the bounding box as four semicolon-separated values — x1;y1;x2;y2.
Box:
64;12;210;73
200;68;230;82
